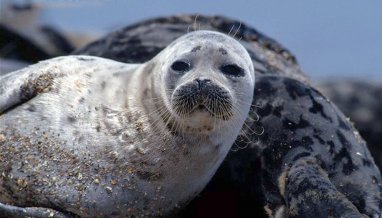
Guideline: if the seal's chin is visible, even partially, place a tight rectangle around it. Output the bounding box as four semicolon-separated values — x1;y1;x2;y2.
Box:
180;110;216;134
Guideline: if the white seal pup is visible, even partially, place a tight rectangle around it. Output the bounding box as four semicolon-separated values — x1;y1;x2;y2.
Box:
0;30;255;217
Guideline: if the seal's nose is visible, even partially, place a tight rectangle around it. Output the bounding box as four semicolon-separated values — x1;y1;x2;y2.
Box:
195;78;211;90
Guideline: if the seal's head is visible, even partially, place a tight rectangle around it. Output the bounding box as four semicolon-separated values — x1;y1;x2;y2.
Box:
153;30;255;135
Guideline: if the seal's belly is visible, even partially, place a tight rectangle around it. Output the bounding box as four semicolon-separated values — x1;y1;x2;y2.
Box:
0;101;216;216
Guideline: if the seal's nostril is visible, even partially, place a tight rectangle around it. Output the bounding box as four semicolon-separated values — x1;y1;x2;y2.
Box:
195;78;211;89
195;78;201;88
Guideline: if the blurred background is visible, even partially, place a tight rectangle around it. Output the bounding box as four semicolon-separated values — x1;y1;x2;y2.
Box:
1;0;381;80
0;0;382;81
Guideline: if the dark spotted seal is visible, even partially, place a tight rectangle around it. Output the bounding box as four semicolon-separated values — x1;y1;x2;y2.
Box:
75;15;382;217
0;30;255;217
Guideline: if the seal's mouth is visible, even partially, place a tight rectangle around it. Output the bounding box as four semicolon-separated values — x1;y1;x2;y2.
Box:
189;103;211;114
171;81;233;120
197;104;207;111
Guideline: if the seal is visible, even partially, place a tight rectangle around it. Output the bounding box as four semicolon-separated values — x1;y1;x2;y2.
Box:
74;15;382;217
0;30;255;217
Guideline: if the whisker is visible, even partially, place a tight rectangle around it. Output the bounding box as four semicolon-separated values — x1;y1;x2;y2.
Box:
193;14;199;31
228;24;235;36
233;22;242;38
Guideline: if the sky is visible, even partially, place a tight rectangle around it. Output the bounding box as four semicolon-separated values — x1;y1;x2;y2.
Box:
6;0;382;81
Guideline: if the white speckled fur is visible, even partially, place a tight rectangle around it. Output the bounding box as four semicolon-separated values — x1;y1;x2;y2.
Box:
0;31;254;217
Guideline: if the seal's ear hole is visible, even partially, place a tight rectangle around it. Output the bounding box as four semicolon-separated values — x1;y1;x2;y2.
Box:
171;61;191;73
220;64;244;77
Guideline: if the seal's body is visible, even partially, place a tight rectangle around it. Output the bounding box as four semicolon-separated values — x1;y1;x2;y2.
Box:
0;31;255;217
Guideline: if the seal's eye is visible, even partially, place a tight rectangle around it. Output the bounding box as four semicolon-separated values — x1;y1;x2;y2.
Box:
171;61;191;73
220;64;244;77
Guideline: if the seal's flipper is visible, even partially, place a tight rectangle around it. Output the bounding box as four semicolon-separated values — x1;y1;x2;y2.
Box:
0;202;75;218
0;60;59;113
0;55;131;114
280;157;363;218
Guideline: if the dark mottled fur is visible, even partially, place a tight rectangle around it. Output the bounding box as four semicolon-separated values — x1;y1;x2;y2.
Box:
320;80;382;172
255;76;381;217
